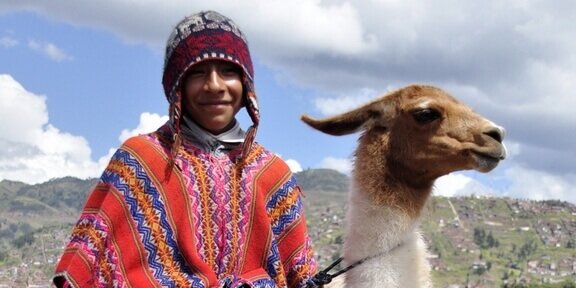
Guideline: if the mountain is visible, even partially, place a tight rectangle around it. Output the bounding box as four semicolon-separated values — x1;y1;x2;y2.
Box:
1;172;576;287
0;177;98;216
0;179;27;201
295;168;349;193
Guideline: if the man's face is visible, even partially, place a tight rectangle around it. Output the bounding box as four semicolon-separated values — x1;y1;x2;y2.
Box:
181;60;243;134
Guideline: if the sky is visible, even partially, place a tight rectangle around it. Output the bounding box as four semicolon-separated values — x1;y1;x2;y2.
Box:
0;0;575;204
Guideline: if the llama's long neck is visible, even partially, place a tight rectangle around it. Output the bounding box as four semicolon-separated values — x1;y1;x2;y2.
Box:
338;170;434;288
342;174;431;263
341;177;434;288
343;134;435;263
353;132;434;217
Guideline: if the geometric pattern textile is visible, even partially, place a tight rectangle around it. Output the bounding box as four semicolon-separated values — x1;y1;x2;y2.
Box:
54;123;316;287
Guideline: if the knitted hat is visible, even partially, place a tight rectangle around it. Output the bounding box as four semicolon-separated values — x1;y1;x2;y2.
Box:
162;10;259;159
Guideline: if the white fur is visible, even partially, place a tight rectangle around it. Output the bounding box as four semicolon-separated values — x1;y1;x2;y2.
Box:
325;184;432;288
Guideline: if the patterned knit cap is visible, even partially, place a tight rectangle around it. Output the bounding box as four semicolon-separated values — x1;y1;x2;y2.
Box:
162;11;259;159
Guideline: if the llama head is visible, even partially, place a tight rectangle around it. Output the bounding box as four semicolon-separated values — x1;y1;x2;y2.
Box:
301;85;506;189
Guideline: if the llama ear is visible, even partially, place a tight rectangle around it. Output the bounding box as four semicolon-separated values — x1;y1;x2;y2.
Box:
301;101;388;136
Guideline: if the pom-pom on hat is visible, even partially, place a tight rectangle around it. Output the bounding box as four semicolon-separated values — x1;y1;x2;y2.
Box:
162;11;259;160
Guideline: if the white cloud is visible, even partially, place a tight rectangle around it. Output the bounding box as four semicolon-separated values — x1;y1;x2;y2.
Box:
119;112;168;142
0;74;102;183
0;0;378;56
0;36;18;48
319;156;352;175
434;173;474;197
285;159;303;173
503;165;576;204
240;0;378;57
433;165;576;204
314;88;379;116
28;39;73;62
2;1;576;203
0;75;172;184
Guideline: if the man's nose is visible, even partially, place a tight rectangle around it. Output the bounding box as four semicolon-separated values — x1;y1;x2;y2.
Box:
204;68;225;92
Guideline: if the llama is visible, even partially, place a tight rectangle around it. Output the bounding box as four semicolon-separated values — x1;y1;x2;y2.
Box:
302;85;506;287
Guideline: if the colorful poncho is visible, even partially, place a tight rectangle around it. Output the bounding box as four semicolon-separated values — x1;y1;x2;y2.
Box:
54;125;317;287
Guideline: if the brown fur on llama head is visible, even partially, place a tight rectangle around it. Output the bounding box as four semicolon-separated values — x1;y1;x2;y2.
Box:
302;84;506;216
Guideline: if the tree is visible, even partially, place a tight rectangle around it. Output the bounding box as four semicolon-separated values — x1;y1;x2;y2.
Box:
473;227;499;249
12;231;35;249
517;239;537;260
0;250;7;262
486;231;499;248
473;228;486;247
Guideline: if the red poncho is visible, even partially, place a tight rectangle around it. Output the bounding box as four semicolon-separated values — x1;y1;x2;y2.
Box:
54;125;316;287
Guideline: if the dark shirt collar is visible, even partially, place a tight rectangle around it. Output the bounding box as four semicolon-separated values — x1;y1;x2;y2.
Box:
180;115;245;153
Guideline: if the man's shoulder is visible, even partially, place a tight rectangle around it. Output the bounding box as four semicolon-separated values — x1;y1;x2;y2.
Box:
121;131;167;149
252;144;291;169
116;133;171;163
250;144;294;182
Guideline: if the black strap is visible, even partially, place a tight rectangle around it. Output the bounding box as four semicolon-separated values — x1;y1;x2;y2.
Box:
306;246;400;288
306;257;342;287
306;255;375;287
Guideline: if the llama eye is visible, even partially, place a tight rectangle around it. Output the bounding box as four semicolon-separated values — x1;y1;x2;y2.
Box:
412;108;441;124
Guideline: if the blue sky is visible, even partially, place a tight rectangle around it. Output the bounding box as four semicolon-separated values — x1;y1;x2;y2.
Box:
1;1;575;204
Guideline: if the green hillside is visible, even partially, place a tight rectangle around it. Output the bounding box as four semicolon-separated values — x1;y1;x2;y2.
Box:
1;172;575;287
301;170;576;287
295;168;349;193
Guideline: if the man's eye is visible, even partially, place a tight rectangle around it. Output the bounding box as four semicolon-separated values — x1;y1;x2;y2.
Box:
188;69;205;78
221;66;240;77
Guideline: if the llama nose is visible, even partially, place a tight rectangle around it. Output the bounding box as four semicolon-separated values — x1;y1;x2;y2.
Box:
484;126;505;143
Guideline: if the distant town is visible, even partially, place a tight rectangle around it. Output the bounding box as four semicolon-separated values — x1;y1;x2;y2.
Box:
1;173;575;287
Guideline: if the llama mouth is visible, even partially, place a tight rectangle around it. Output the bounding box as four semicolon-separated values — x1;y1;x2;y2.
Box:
471;151;502;172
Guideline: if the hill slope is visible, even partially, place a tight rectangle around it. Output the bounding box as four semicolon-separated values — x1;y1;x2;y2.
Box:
1;172;575;287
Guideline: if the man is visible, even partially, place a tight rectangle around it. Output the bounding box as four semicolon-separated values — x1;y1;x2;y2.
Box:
54;10;316;288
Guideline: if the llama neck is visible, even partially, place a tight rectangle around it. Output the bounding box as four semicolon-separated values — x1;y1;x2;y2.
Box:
343;151;434;263
354;133;434;217
354;160;433;218
342;133;435;262
343;175;429;260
